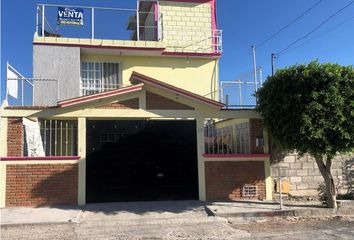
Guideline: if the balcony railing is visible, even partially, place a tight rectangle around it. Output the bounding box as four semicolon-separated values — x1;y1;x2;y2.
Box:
34;3;223;54
6;78;58;107
35;4;161;41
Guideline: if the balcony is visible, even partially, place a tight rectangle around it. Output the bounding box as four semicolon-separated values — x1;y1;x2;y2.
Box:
34;3;222;55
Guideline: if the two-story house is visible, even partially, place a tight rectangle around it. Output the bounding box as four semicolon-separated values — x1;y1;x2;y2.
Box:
0;0;272;207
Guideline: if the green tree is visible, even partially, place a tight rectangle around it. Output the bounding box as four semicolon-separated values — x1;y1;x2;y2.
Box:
256;61;354;208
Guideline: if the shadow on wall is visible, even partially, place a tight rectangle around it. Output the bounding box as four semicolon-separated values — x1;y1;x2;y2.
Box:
28;164;78;207
343;156;354;198
317;155;354;202
269;136;288;164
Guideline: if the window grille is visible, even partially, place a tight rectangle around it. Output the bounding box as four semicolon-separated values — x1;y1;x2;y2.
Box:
242;185;258;197
23;119;78;156
204;120;251;154
80;61;121;96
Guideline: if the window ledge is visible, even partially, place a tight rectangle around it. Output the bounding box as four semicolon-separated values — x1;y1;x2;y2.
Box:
202;154;271;158
0;156;81;161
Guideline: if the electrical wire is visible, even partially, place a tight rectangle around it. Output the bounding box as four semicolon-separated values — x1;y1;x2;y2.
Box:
278;15;354;56
276;0;354;56
256;0;323;49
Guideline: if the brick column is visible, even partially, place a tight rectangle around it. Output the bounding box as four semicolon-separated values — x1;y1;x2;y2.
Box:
7;117;23;156
250;119;264;154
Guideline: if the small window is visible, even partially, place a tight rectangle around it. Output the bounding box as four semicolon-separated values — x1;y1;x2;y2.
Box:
242;185;258;197
80;61;121;96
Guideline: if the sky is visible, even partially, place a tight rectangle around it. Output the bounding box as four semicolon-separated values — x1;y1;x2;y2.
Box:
1;0;354;103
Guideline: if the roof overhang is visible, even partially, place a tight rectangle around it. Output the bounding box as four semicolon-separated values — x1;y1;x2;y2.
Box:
58;84;144;108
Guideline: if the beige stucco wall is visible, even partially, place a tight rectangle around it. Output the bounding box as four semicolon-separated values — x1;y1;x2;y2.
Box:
81;54;219;100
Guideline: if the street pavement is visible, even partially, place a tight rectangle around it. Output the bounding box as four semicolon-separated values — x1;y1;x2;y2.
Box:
1;200;354;239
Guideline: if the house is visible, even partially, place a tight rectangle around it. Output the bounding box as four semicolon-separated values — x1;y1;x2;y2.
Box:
0;0;272;207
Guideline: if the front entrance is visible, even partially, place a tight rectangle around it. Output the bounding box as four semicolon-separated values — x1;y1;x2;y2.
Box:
86;120;198;203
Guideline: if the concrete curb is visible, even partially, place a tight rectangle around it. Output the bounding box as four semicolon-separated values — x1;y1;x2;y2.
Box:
205;203;354;221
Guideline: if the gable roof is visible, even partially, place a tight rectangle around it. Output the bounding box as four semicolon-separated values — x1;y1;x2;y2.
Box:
58;84;144;108
57;72;224;109
129;71;224;109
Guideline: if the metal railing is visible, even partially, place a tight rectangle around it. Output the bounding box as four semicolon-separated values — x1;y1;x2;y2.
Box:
212;29;223;53
204;120;251;155
6;78;58;107
34;3;223;53
35;4;161;41
220;67;263;109
163;27;222;54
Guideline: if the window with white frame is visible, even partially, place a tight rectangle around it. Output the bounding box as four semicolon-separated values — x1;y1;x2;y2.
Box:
80;61;121;96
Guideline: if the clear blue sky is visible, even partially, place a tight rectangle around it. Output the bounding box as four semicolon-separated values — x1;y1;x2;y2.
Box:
1;0;354;102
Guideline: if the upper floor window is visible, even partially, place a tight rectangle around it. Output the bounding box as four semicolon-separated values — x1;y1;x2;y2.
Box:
80;61;121;96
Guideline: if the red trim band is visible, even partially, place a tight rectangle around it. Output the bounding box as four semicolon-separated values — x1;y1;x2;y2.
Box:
161;52;221;58
0;156;81;161
33;42;166;52
202;154;271;158
34;42;220;59
166;0;211;3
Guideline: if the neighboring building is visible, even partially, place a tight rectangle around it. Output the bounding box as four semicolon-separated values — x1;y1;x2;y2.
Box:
0;0;272;207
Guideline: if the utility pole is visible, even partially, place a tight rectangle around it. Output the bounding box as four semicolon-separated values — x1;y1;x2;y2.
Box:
251;45;257;91
271;53;276;76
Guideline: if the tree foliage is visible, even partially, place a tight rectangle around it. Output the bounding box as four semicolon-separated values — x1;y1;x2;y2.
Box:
256;61;354;159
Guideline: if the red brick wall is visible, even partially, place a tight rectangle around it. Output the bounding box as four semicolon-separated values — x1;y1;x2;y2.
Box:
250;119;264;154
205;161;266;200
95;98;139;109
146;91;194;110
6;164;78;207
7;117;23;156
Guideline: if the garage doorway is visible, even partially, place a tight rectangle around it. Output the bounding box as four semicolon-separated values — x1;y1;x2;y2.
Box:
86;120;198;203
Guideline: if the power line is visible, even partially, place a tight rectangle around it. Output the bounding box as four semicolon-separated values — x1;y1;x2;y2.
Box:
256;0;323;49
276;0;354;56
279;15;354;56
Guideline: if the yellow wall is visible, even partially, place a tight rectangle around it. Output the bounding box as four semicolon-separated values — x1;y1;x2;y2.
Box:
160;1;213;53
81;54;219;100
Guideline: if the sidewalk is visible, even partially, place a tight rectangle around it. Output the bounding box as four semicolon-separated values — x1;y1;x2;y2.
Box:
1;200;354;226
0;206;82;225
205;200;354;220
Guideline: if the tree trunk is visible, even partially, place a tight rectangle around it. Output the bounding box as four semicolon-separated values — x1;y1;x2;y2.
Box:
314;156;337;209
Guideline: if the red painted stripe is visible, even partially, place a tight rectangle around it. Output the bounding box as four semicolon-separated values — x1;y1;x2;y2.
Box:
130;72;224;108
167;0;211;3
33;42;166;52
59;85;141;104
202;154;271;158
59;85;143;107
161;52;221;58
33;42;221;58
0;156;81;161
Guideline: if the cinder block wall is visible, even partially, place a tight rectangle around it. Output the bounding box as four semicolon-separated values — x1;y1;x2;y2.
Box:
6;164;78;207
271;153;354;196
205;161;266;200
160;1;213;53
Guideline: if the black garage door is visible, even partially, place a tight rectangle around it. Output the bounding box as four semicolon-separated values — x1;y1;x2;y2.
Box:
86;120;198;203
